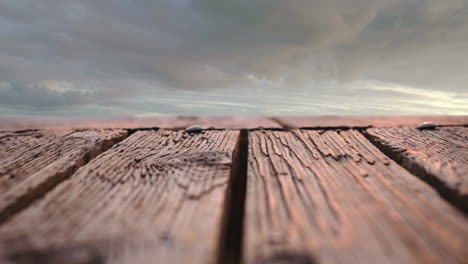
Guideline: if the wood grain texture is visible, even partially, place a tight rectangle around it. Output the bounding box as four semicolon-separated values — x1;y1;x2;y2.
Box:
0;130;239;264
274;116;468;129
245;130;468;264
0;129;127;223
365;127;468;212
0;115;281;130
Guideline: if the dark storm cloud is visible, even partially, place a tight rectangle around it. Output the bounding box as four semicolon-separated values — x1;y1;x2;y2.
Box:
0;0;467;110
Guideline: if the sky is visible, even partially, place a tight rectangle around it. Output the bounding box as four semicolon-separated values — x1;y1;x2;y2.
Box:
0;0;467;116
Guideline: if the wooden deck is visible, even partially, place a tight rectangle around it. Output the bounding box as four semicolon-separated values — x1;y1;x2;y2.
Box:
0;116;467;264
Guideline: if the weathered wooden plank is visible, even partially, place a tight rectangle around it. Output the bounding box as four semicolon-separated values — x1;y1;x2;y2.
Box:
365;127;468;212
0;115;281;130
0;130;239;264
245;130;468;264
0;129;127;223
274;115;468;129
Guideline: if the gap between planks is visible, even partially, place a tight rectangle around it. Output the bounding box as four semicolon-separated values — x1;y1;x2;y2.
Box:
363;127;468;216
217;130;249;264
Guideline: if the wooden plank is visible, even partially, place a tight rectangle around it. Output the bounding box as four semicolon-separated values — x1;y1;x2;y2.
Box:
0;130;239;264
0;129;127;223
0;115;281;130
274;115;468;129
244;130;468;264
365;127;468;212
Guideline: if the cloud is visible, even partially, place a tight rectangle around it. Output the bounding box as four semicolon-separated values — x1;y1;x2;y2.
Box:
0;0;467;113
335;0;468;92
0;81;93;108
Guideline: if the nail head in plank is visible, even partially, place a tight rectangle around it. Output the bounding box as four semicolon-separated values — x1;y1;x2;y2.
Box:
365;127;468;212
244;130;468;264
0;130;239;264
0;129;128;223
